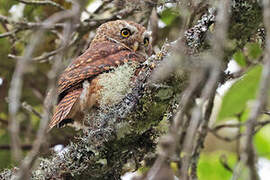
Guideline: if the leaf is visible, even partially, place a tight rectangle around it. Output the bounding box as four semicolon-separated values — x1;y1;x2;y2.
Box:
254;125;270;159
246;42;263;60
239;107;250;122
217;65;262;121
160;8;179;26
233;51;246;67
198;152;236;180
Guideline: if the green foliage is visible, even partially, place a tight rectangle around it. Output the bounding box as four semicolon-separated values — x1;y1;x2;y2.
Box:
254;125;270;159
245;42;263;60
239;106;250;122
160;8;179;26
198;152;236;180
24;5;44;21
233;51;246;67
218;65;262;121
233;42;262;67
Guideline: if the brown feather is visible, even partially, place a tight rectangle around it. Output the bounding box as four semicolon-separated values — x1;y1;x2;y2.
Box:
58;42;143;96
48;88;82;130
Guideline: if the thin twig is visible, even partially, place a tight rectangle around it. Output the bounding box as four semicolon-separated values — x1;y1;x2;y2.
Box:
209;119;270;142
0;14;65;29
219;154;233;172
264;111;270;116
8;33;77;62
22;102;42;118
16;0;65;10
211;119;270;132
0;29;19;38
0;144;32;150
181;106;202;180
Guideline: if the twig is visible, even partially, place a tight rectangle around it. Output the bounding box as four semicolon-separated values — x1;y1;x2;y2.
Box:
181;105;202;180
264;111;270;116
209;119;270;142
210;130;242;142
0;14;65;29
188;65;220;180
219;154;233;172
0;15;8;24
8;33;77;62
15;0;65;10
0;144;32;151
0;29;19;38
211;119;270;132
22;102;42;118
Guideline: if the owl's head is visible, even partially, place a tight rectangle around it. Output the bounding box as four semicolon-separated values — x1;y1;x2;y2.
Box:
91;20;152;58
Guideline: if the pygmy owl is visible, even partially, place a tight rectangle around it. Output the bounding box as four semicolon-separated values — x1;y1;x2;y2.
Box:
48;20;152;130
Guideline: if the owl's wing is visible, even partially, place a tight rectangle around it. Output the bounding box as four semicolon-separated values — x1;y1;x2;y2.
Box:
58;42;143;98
48;88;82;130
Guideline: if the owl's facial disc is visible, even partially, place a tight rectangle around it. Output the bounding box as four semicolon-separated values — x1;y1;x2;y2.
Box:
133;41;139;51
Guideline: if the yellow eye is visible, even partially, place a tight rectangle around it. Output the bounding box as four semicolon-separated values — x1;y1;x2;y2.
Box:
143;37;149;46
121;28;131;38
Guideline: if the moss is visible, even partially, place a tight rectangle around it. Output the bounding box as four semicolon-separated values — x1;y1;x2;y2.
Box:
115;121;133;139
128;75;185;135
155;88;174;101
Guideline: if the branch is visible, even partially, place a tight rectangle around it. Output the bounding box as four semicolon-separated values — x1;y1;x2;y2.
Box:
0;144;32;151
209;119;270;142
8;33;77;62
15;0;65;10
0;29;19;38
0;14;65;29
22;102;42;118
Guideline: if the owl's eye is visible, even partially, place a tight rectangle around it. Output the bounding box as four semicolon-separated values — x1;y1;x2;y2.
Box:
143;37;149;46
120;28;131;38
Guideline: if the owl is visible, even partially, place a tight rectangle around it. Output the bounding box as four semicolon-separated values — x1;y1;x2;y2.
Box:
48;20;152;130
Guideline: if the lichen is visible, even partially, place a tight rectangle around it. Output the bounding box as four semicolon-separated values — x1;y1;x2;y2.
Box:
98;63;137;109
0;169;14;180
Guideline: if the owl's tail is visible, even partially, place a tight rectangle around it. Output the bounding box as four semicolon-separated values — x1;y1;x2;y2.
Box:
48;88;82;131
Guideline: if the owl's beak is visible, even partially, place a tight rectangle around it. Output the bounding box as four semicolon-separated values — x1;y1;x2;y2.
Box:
133;41;139;51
